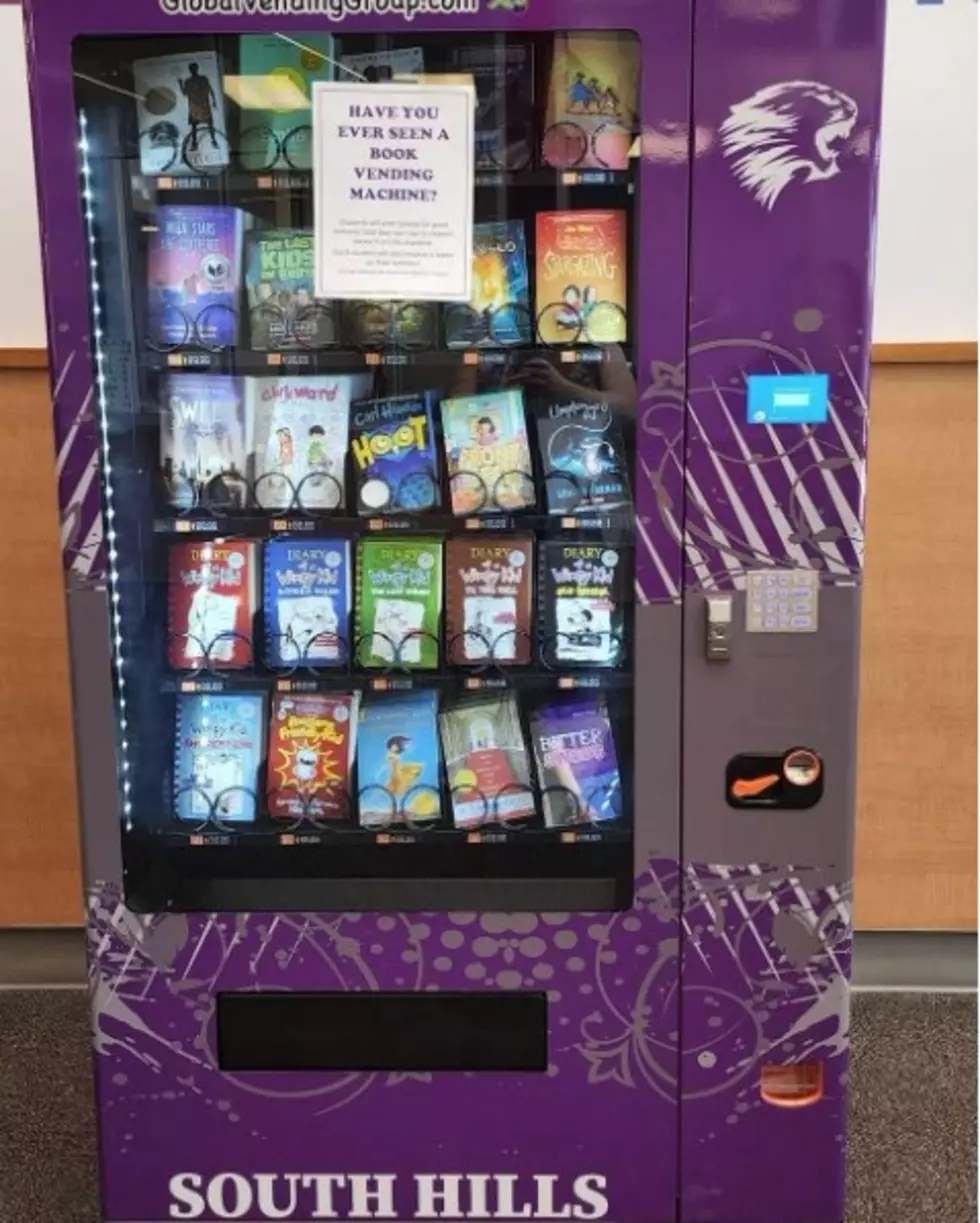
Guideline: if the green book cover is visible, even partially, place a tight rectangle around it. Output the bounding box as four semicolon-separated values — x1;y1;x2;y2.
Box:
355;537;443;670
238;34;335;171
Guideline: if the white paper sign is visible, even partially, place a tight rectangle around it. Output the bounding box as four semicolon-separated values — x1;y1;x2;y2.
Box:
313;81;474;303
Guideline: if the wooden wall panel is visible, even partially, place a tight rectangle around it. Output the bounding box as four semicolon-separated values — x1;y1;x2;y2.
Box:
0;371;81;925
0;364;974;928
855;363;977;930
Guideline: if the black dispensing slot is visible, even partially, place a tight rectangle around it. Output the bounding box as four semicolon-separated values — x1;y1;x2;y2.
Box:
217;991;548;1072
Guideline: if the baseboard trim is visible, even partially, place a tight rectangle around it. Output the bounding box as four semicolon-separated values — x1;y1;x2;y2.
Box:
0;343;976;371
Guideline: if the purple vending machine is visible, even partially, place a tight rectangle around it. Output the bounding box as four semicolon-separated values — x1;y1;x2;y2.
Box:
24;0;886;1219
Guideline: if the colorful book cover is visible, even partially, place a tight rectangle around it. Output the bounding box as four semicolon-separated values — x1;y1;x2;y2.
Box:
445;536;533;666
357;691;442;827
339;47;424;82
147;206;244;350
350;392;441;515
530;696;622;827
248;373;372;510
134;51;230;176
534;400;630;514
267;692;358;821
245;230;335;350
535;211;628;346
355;538;442;669
264;539;350;668
440;389;535;516
238;34;334;171
174;693;264;823
540;541;627;667
160;374;248;510
168;540;258;670
440;694;535;827
452;42;533;171
542;33;639;170
343;299;438;351
446;221;531;349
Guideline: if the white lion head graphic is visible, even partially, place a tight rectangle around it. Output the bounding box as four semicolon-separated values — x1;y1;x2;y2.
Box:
720;81;859;210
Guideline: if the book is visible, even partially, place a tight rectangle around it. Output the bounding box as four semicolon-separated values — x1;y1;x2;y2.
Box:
534;399;630;514
350;392;441;515
134;51;230;176
542;33;639;171
357;691;442;827
355;537;442;669
440;694;535;827
168;540;259;670
446;221;531;349
451;42;534;171
160;374;248;510
535;211;628;346
245;229;335;350
440;389;535;516
540;541;628;667
343;299;438;351
445;536;534;666
530;696;622;827
267;692;358;821
339;47;424;82
174;693;264;823
248;373;372;510
264;539;351;668
237;34;334;171
147;206;244;350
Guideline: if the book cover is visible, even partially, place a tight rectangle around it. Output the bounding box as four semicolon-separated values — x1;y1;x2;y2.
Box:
542;33;639;170
535;211;628;346
355;538;442;669
343;300;438;351
440;389;535;515
530;695;622;827
439;694;535;827
249;373;372;510
534;400;630;514
264;539;350;668
445;536;533;666
237;34;334;171
134;51;230;176
350;392;441;515
357;691;442;827
160;374;248;510
339;47;424;82
174;693;264;823
452;42;533;171
540;541;627;667
446;221;531;349
267;692;358;821
245;229;335;350
148;206;244;350
168;540;258;670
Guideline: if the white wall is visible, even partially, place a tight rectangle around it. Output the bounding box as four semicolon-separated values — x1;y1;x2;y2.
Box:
0;0;975;348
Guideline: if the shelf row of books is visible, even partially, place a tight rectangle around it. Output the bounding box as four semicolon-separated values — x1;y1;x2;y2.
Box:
162;379;630;518
133;33;639;177
149;209;628;353
174;686;624;831
168;536;629;673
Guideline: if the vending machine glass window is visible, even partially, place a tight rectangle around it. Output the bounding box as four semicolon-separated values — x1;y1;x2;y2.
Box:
71;30;642;914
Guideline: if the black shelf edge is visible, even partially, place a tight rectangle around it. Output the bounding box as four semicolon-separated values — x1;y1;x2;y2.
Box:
162;668;634;697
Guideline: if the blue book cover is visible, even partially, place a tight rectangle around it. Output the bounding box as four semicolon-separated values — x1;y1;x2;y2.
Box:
350;392;441;515
356;691;442;827
174;693;265;823
264;539;351;667
447;221;531;349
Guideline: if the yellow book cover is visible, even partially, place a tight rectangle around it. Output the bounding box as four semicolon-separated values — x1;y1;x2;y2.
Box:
542;32;639;170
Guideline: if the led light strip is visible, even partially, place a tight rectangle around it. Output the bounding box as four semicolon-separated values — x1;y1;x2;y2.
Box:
79;111;133;830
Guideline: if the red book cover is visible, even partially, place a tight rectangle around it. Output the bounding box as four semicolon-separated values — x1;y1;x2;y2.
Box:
267;693;358;821
168;540;258;670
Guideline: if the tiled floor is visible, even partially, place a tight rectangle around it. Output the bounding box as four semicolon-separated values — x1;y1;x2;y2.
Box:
0;990;974;1222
